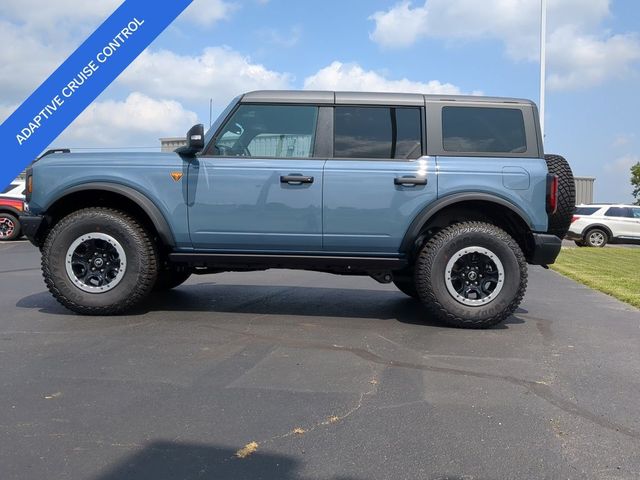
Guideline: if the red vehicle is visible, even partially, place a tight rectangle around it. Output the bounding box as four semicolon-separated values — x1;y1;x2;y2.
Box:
0;197;25;241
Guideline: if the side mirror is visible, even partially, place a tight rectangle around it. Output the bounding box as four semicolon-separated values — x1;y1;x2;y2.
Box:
176;124;205;156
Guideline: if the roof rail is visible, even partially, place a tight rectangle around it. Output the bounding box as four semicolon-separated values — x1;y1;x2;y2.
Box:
38;148;70;160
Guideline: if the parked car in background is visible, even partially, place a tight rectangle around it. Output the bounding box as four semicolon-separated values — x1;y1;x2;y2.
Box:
568;204;640;247
0;181;26;241
2;180;26;199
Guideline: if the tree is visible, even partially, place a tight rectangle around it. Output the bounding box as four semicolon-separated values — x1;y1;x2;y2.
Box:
632;162;640;206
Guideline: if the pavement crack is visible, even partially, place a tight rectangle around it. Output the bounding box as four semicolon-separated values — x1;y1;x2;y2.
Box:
208;324;640;442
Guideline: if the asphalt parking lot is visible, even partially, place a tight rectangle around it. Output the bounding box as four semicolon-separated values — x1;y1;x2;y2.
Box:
1;240;639;480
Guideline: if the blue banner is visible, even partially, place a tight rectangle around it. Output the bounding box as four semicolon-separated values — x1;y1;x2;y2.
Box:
0;0;193;189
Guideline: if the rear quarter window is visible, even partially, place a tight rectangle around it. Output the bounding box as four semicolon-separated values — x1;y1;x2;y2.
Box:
575;207;600;215
442;106;527;154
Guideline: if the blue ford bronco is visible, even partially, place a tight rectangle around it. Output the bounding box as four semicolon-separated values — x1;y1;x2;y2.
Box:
20;90;575;328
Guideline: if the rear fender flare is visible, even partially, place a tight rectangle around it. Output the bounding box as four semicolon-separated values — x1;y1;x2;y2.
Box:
400;193;533;254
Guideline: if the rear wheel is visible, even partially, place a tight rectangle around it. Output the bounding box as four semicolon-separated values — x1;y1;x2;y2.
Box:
544;154;575;238
0;213;21;241
42;208;158;315
584;228;608;248
414;222;527;329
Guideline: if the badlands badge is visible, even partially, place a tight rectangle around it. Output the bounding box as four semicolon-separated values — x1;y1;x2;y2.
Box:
170;172;183;182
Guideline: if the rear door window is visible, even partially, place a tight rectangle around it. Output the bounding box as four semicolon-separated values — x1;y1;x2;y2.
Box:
334;106;422;159
605;207;632;218
442;106;527;154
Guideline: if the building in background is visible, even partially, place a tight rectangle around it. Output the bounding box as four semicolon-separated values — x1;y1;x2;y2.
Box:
160;137;187;153
574;176;595;205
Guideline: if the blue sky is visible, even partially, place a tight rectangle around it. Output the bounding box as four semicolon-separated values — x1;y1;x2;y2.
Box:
1;0;639;202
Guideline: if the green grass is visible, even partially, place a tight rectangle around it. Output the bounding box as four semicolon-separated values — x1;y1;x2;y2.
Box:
551;248;640;308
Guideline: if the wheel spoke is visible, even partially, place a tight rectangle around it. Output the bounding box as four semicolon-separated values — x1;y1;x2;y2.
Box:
65;233;127;293
445;246;505;307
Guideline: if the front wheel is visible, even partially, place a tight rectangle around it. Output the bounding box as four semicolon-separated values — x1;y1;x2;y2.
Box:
414;222;527;329
0;213;21;241
41;208;158;315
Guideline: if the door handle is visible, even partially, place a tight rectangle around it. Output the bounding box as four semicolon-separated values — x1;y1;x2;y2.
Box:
281;175;314;185
394;176;427;186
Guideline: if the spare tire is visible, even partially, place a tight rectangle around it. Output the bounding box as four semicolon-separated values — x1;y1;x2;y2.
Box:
544;154;575;238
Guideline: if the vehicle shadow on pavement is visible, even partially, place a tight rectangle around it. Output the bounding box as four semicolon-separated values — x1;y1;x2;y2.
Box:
16;284;525;329
93;440;363;480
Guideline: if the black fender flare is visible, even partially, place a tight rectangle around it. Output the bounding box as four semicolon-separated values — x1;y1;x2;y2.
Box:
400;192;533;254
45;182;176;247
0;206;23;218
582;223;613;239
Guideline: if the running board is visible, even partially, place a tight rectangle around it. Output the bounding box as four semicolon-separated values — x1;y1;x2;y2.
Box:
168;252;407;272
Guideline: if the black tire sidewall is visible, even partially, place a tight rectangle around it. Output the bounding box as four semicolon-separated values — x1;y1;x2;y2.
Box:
44;211;155;309
0;213;20;241
416;223;526;327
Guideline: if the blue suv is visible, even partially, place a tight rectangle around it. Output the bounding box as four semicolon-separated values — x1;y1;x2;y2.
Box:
20;90;575;328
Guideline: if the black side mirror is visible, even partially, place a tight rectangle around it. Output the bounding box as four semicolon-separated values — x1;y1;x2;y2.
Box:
176;124;205;156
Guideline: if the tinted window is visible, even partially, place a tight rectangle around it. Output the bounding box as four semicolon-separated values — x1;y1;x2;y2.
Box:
605;207;632;218
1;183;19;194
442;107;527;154
632;209;640;219
575;207;600;215
334;107;422;159
213;105;318;158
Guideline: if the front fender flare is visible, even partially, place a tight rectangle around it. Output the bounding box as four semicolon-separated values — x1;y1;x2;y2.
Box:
45;182;176;247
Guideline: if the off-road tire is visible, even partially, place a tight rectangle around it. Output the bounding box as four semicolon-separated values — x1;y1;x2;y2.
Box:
154;268;191;291
414;222;527;329
41;208;158;315
392;273;419;299
584;227;608;248
0;213;21;241
544;154;575;238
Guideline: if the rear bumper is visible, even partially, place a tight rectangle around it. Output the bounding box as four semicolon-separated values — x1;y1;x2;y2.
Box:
18;214;45;247
529;233;562;265
564;230;582;241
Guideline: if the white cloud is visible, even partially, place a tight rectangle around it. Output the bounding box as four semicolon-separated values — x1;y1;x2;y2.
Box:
605;154;640;173
119;47;292;106
179;0;237;26
368;0;640;90
612;133;635;148
303;61;467;94
58;93;197;147
546;27;640;90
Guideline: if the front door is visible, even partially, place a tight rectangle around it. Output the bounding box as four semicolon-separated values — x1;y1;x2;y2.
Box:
188;104;324;251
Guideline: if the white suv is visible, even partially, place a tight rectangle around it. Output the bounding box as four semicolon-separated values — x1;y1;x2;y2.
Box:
567;204;640;247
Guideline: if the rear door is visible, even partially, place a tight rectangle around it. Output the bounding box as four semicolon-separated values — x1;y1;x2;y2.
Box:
323;102;437;254
188;103;325;251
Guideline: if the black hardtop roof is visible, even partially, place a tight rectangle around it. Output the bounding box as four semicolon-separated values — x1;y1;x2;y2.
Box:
240;90;535;107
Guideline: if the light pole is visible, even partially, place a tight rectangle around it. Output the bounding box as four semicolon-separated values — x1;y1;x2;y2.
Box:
539;0;547;139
